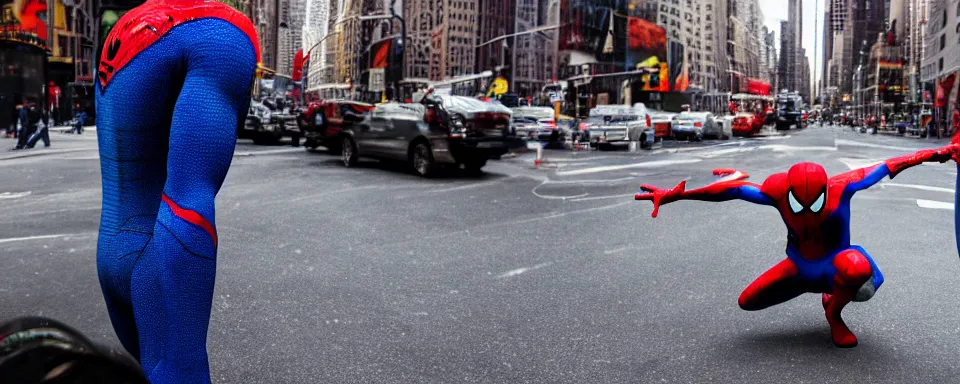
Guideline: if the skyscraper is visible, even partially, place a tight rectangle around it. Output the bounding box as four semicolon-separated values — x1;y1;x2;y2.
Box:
823;0;847;90
513;0;554;95
277;0;306;75
777;0;805;98
728;0;764;92
302;0;330;89
840;0;887;95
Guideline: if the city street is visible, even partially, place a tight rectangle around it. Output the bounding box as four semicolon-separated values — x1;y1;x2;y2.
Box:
3;125;960;382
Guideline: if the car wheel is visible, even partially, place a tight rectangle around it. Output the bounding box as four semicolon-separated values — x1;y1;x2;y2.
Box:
341;136;358;167
695;132;703;142
639;133;649;149
411;141;435;177
304;138;318;150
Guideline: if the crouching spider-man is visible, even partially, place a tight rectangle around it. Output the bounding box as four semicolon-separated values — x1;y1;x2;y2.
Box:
635;144;960;347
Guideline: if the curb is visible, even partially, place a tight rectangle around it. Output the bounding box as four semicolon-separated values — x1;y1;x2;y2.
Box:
233;148;306;157
0;147;90;161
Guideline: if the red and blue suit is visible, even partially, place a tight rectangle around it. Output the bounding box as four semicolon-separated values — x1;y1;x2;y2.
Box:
95;0;259;382
636;145;960;347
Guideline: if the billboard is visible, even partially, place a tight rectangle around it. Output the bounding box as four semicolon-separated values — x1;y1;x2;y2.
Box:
4;0;47;40
669;41;688;92
626;17;667;92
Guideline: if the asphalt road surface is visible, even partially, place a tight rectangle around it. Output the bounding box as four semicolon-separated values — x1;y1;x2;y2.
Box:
2;125;960;383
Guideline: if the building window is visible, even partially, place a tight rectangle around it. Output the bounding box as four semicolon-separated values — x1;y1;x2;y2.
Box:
941;34;946;51
940;57;944;72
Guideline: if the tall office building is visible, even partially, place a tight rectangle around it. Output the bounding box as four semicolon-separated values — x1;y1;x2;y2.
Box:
728;0;764;92
841;0;887;94
402;0;437;83
778;0;805;98
477;0;516;76
920;0;958;86
302;0;329;89
253;0;279;70
404;0;477;82
513;0;553;95
700;0;726;91
823;0;848;90
277;0;306;75
761;26;778;89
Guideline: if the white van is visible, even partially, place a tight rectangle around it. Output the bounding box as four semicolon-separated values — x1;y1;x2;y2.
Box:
582;103;655;149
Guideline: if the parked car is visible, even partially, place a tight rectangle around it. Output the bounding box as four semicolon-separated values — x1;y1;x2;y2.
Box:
648;110;678;141
677;111;728;140
239;100;283;144
732;112;761;137
340;92;519;177
582;104;655;150
301;100;375;153
512;106;562;142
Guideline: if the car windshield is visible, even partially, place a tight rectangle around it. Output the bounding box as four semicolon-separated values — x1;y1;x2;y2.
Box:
517;109;554;120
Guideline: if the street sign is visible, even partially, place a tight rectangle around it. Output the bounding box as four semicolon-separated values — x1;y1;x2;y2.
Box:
368;68;385;92
490;77;509;96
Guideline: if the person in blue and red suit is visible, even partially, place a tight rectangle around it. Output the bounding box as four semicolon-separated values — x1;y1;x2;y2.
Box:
94;0;260;382
635;141;960;348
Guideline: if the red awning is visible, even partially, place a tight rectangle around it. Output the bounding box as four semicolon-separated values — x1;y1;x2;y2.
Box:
746;79;771;96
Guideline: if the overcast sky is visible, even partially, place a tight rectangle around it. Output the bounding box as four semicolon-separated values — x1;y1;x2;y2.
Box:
759;0;826;92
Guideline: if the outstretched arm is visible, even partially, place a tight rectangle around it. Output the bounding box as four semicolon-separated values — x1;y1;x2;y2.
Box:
635;169;774;217
844;145;959;193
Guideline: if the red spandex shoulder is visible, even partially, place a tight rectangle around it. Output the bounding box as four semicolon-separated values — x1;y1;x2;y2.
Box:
97;0;261;89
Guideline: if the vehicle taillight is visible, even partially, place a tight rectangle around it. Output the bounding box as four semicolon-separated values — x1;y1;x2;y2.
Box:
646;115;652;128
694;122;703;127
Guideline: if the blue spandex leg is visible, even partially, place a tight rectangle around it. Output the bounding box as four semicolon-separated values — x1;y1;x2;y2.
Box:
96;18;255;383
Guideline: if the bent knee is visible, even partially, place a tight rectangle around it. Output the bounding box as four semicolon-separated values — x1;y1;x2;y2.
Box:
833;249;873;286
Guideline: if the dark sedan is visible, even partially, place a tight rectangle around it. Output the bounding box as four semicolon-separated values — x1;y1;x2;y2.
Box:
340;96;519;177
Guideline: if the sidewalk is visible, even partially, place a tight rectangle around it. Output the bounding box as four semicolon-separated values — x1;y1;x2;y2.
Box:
0;130;98;161
50;125;97;133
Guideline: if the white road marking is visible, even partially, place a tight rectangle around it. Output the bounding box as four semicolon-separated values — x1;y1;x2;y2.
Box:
759;144;838;152
538;157;606;163
917;199;954;210
697;147;749;158
544;177;637;184
835;139;918;152
496;262;553;279
753;135;792;140
603;247;631;255
0;234;80;244
555;159;702;176
0;191;31;199
427;178;510;194
570;193;636;202
884;183;954;194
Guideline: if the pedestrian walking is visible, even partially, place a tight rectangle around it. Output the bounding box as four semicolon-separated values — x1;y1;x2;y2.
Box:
73;109;87;134
23;100;50;149
14;102;30;149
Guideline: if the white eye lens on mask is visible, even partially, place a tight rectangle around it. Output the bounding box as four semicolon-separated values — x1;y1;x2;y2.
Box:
787;190;803;214
810;192;825;213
